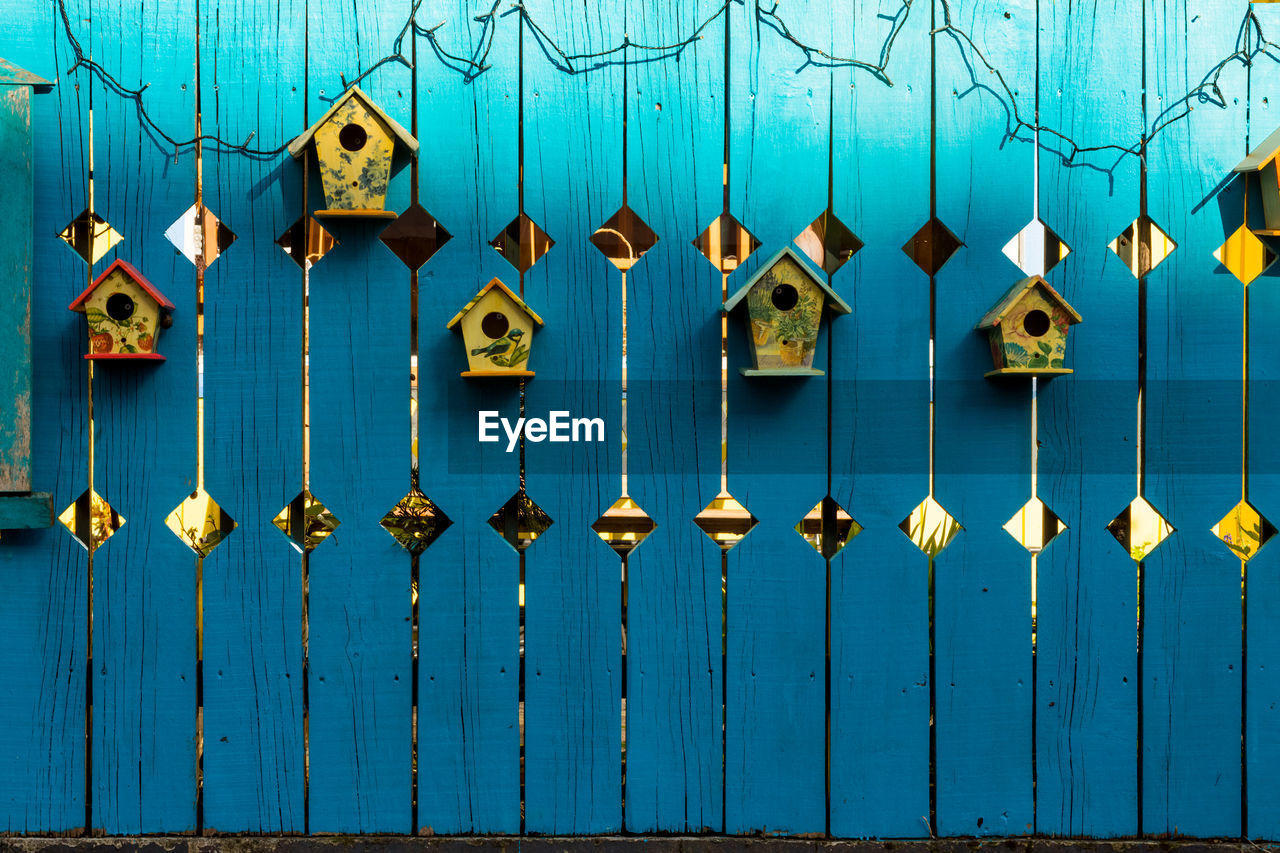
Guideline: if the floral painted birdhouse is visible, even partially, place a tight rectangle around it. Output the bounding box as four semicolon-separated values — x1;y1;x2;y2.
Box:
287;86;419;219
1233;125;1280;234
975;275;1081;377
724;246;849;376
68;259;173;361
447;278;544;378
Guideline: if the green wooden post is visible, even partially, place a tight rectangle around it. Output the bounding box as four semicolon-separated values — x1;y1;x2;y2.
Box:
0;58;52;531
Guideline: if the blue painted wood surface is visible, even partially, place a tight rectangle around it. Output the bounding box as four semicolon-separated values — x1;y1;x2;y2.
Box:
828;0;933;837
5;0;1280;839
623;0;725;833
414;0;521;835
0;80;33;495
87;0;200;832
199;0;306;831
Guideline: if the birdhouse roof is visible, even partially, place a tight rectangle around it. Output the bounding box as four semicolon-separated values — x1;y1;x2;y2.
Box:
724;246;851;315
447;278;545;330
1234;125;1280;173
0;57;53;91
287;85;419;160
69;259;174;313
975;275;1081;329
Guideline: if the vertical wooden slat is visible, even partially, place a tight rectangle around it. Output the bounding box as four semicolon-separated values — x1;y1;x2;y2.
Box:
624;0;725;833
520;0;624;832
1142;0;1244;835
722;0;828;836
1245;5;1280;834
0;0;86;831
932;0;1035;835
304;0;412;831
1035;0;1141;835
415;0;521;835
89;0;199;832
829;0;933;836
199;0;306;831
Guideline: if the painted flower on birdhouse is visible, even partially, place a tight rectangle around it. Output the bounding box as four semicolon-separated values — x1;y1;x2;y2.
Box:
68;259;173;361
975;275;1081;377
447;278;545;378
287;85;419;218
724;246;849;376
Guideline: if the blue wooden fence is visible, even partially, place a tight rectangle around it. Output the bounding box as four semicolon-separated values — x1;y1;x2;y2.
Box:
1;0;1277;838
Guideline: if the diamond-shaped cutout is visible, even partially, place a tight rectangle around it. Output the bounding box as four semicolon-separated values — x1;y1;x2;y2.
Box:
58;489;124;552
165;203;236;268
165;488;236;557
1212;500;1276;561
1109;215;1177;278
692;213;760;273
592;495;657;556
592;204;658;271
489;489;553;551
795;495;862;559
380;481;453;554
490;212;554;273
277;216;337;270
1107;496;1174;561
273;490;340;553
58;209;122;266
1214;224;1276;286
1003;497;1066;554
380;203;452;270
693;492;757;551
899;495;962;557
902;216;962;276
795;208;863;275
1003;218;1071;277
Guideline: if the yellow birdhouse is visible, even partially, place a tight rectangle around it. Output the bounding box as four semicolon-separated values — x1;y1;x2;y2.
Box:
976;275;1081;378
724;246;850;376
287;86;419;219
447;278;545;378
68;259;174;361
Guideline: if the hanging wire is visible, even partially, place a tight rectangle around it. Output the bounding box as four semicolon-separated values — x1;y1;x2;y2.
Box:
56;0;1280;163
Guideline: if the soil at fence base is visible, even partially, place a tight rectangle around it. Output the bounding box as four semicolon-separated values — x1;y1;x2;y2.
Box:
0;837;1268;853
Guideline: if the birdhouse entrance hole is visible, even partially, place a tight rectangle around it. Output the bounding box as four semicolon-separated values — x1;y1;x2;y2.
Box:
771;284;799;311
339;122;368;152
1023;309;1050;337
481;311;509;339
106;292;135;322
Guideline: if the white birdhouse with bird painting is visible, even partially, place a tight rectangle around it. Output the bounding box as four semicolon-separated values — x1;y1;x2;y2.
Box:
447;278;544;378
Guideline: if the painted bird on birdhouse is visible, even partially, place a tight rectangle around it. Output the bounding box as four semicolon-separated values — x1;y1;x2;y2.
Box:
287;86;419;218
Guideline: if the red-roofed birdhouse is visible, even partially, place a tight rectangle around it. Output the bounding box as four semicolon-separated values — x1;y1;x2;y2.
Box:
68;259;173;361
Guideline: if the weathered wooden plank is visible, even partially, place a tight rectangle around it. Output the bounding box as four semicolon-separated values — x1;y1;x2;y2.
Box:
1141;0;1245;836
520;0;625;832
1035;0;1141;835
932;0;1035;835
828;0;933;836
88;0;200;832
199;0;307;831
722;0;829;835
304;0;413;830
0;0;87;830
623;0;726;833
414;0;522;835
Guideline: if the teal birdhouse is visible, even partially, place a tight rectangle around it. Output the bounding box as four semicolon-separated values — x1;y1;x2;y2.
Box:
0;58;53;532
